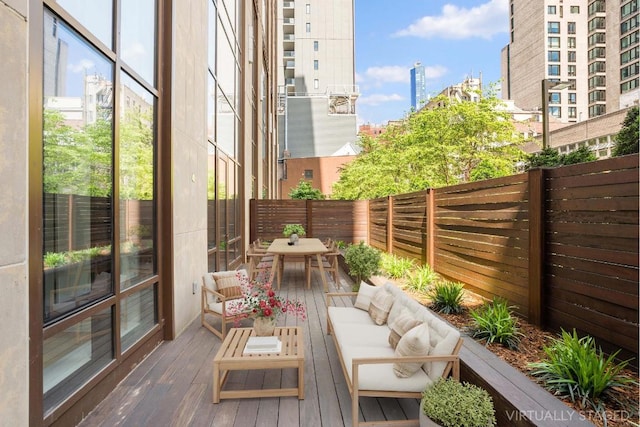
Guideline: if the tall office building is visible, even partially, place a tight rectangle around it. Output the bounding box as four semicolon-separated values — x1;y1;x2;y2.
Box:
410;62;427;110
501;0;639;123
277;0;358;161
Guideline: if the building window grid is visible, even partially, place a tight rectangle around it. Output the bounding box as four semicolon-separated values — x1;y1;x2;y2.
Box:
621;15;639;34
568;51;577;62
621;30;639;49
548;5;557;14
570;6;580;14
567;21;576;34
621;46;640;64
568;37;577;48
548;37;561;48
548;50;560;62
621;1;638;19
548;21;560;33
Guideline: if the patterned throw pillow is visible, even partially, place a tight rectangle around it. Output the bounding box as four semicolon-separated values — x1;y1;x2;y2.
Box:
354;282;379;311
212;271;243;301
393;323;431;378
388;311;423;349
368;288;395;325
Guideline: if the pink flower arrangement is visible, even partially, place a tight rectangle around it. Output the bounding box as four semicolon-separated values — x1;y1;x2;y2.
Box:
231;274;307;322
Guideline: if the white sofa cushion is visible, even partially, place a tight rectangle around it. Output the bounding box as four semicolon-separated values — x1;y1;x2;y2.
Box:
354;282;379;310
328;306;375;325
332;323;392;349
388;309;423;349
341;345;435;392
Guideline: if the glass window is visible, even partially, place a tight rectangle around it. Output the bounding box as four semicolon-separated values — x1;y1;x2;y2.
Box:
43;11;114;323
57;0;112;48
568;93;577;104
207;143;217;250
549;106;561;118
217;20;236;104
621;1;638;19
119;72;156;291
548;64;560;76
621;30;639;49
217;92;235;156
43;308;113;413
570;6;580;14
548;37;560;48
567;21;576;34
314;60;318;70
548;51;560;62
567;37;576;48
568;107;577;118
550;92;561;104
304;170;313;179
567;51;576;62
314;79;319;89
548;5;556;14
306;3;310;13
121;285;157;351
120;0;156;84
568;65;577;76
314;40;318;51
306;22;311;33
548;22;560;33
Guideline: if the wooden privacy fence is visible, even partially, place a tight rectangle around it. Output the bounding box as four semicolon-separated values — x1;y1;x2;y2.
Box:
251;155;638;361
368;155;638;362
249;199;368;244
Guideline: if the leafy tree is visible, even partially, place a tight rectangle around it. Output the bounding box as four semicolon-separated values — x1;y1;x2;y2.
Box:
561;146;596;165
119;109;154;200
525;147;561;169
289;179;325;199
332;90;525;200
470;158;514;181
613;106;639;156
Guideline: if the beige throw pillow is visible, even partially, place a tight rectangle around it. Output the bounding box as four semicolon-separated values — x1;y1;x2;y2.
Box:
212;271;243;301
393;323;431;378
354;282;379;311
368;288;394;325
388;311;423;349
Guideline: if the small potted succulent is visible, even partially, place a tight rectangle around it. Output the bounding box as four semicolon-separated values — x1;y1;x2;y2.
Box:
420;378;496;427
282;224;306;245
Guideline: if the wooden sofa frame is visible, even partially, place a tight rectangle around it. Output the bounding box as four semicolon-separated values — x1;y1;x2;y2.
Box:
326;292;463;427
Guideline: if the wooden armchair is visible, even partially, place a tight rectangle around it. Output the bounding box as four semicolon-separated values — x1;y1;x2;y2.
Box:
306;241;340;289
201;269;249;339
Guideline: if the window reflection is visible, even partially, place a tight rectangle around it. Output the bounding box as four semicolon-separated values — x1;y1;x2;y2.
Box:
207;143;217;250
43;307;113;414
217;93;235;156
121;0;156;84
119;72;156;291
56;0;112;48
43;11;114;323
121;286;157;351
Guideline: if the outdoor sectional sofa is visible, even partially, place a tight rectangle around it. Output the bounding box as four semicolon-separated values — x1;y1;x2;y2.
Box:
326;282;463;427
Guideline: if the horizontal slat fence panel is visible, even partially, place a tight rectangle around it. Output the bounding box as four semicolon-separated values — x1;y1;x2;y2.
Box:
391;191;428;263
309;200;368;243
250;199;368;244
543;155;639;359
368;197;389;252
433;173;531;317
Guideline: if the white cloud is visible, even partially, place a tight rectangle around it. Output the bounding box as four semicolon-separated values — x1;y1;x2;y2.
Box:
393;0;508;40
423;65;448;79
365;66;409;85
68;59;95;73
359;93;404;106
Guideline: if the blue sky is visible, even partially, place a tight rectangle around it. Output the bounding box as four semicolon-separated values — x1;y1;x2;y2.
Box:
355;0;510;126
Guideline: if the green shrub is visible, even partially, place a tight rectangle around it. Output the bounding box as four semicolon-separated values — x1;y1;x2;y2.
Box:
428;281;465;314
470;297;523;350
44;252;67;268
407;265;439;292
282;224;305;237
344;242;380;287
380;253;414;279
529;329;636;412
421;378;496;427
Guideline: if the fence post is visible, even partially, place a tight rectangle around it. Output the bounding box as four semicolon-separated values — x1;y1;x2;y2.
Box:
528;169;545;327
387;196;393;254
249;199;257;242
306;200;313;237
426;189;435;268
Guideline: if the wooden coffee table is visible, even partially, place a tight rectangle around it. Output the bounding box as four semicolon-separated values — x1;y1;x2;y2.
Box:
212;327;305;403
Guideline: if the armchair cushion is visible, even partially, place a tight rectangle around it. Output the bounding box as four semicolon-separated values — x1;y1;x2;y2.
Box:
212;270;246;302
393;323;431;378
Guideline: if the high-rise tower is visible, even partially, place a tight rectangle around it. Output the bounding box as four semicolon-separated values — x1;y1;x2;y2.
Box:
410;62;427;110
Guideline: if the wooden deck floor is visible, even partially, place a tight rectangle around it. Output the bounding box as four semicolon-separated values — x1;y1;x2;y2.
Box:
78;262;420;427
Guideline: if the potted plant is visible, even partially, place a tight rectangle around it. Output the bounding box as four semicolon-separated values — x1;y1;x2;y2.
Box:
420;378;496;427
282;224;306;245
344;242;380;291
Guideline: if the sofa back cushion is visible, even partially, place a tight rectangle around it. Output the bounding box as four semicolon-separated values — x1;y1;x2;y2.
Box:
354;282;379;311
393;323;430;377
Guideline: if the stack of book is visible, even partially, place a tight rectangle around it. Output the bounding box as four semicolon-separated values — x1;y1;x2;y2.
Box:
243;336;282;354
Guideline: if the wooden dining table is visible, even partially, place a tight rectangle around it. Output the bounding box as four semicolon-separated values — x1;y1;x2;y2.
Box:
266;238;330;292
